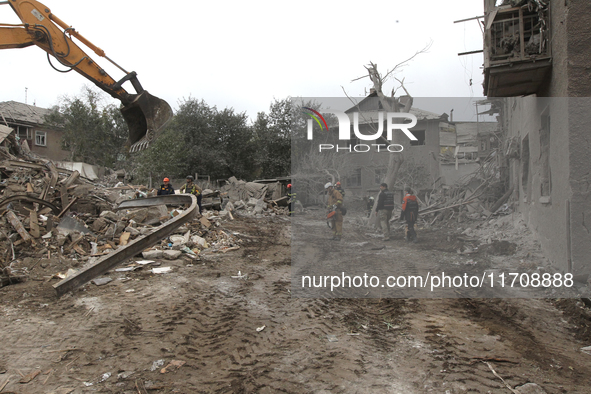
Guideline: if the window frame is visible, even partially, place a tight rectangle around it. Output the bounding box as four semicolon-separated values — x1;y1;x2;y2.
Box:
35;130;47;147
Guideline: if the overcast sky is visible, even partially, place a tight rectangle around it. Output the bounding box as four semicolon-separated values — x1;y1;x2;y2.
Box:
0;0;485;121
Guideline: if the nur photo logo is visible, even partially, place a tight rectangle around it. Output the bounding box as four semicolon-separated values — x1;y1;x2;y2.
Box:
303;108;418;153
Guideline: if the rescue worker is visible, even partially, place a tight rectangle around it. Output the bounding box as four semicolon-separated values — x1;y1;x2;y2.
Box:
180;175;203;213
157;177;175;195
335;181;346;199
286;183;297;216
400;186;419;242
375;183;395;241
325;182;344;241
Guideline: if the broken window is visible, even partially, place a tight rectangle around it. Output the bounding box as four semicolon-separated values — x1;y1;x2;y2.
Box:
15;125;31;140
409;130;425;146
539;111;551;198
488;4;550;63
35;131;46;147
345;168;362;187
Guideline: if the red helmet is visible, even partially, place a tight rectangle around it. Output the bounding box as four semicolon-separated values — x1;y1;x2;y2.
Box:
336;181;341;186
287;183;292;188
163;178;170;182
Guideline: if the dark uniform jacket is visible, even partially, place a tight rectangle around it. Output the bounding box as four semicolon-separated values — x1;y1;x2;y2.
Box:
157;184;175;195
376;189;395;211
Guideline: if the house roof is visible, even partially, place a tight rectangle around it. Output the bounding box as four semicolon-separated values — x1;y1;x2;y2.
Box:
0;124;14;144
455;122;498;144
0;101;53;126
344;93;445;124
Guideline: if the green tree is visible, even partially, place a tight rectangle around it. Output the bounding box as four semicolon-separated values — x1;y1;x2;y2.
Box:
252;98;294;179
134;97;256;182
44;86;127;168
211;108;255;180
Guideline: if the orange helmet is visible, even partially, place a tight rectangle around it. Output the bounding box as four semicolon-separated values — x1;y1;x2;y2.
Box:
287;183;292;188
163;178;170;182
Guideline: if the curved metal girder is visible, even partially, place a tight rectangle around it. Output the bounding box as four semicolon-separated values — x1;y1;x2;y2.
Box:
53;194;197;297
0;194;60;214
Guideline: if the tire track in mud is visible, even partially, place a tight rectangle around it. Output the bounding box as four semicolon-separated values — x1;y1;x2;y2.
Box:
5;214;591;393
403;297;591;393
134;217;415;393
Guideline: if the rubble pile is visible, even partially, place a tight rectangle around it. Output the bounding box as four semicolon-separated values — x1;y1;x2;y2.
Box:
416;161;510;227
219;176;289;217
0;156;240;289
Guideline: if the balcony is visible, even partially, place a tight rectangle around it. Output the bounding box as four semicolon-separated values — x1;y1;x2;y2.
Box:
483;3;551;97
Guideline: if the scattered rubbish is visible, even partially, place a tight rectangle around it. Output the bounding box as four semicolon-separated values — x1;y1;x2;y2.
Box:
219;245;240;253
115;266;141;272
150;359;165;371
56;268;78;280
181;246;199;259
125;289;135;293
135;260;156;265
91;277;113;286
160;360;186;374
19;369;41;383
117;371;134;380
152;267;172;274
57;215;94;236
231;271;247;279
581;346;591;355
326;335;338;342
98;372;111;383
256;325;266;332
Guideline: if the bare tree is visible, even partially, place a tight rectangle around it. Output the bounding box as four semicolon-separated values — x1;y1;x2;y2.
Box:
347;42;432;224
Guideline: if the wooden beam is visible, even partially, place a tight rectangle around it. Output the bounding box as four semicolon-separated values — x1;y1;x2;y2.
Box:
57;196;79;218
60;170;79;213
29;210;40;238
454;15;485;23
6;210;32;243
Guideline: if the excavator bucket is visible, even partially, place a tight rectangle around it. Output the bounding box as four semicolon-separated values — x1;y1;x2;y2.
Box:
120;91;173;153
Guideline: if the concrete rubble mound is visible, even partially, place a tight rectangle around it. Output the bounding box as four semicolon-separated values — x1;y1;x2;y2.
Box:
219;176;290;217
0;156;241;291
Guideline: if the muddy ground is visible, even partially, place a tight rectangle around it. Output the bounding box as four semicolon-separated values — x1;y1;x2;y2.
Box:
1;211;591;393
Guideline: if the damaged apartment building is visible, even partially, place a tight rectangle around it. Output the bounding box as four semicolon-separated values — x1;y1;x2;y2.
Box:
338;93;497;200
482;0;591;278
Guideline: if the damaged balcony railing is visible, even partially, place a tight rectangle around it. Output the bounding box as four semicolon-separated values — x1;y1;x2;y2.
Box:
487;3;550;65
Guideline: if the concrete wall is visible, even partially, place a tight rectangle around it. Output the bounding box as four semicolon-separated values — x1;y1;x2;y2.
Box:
499;0;591;276
568;98;591;276
440;162;480;186
509;97;574;273
27;126;70;162
566;1;591;97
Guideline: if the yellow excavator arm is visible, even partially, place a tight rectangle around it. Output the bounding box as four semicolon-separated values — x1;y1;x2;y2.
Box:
0;0;173;152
